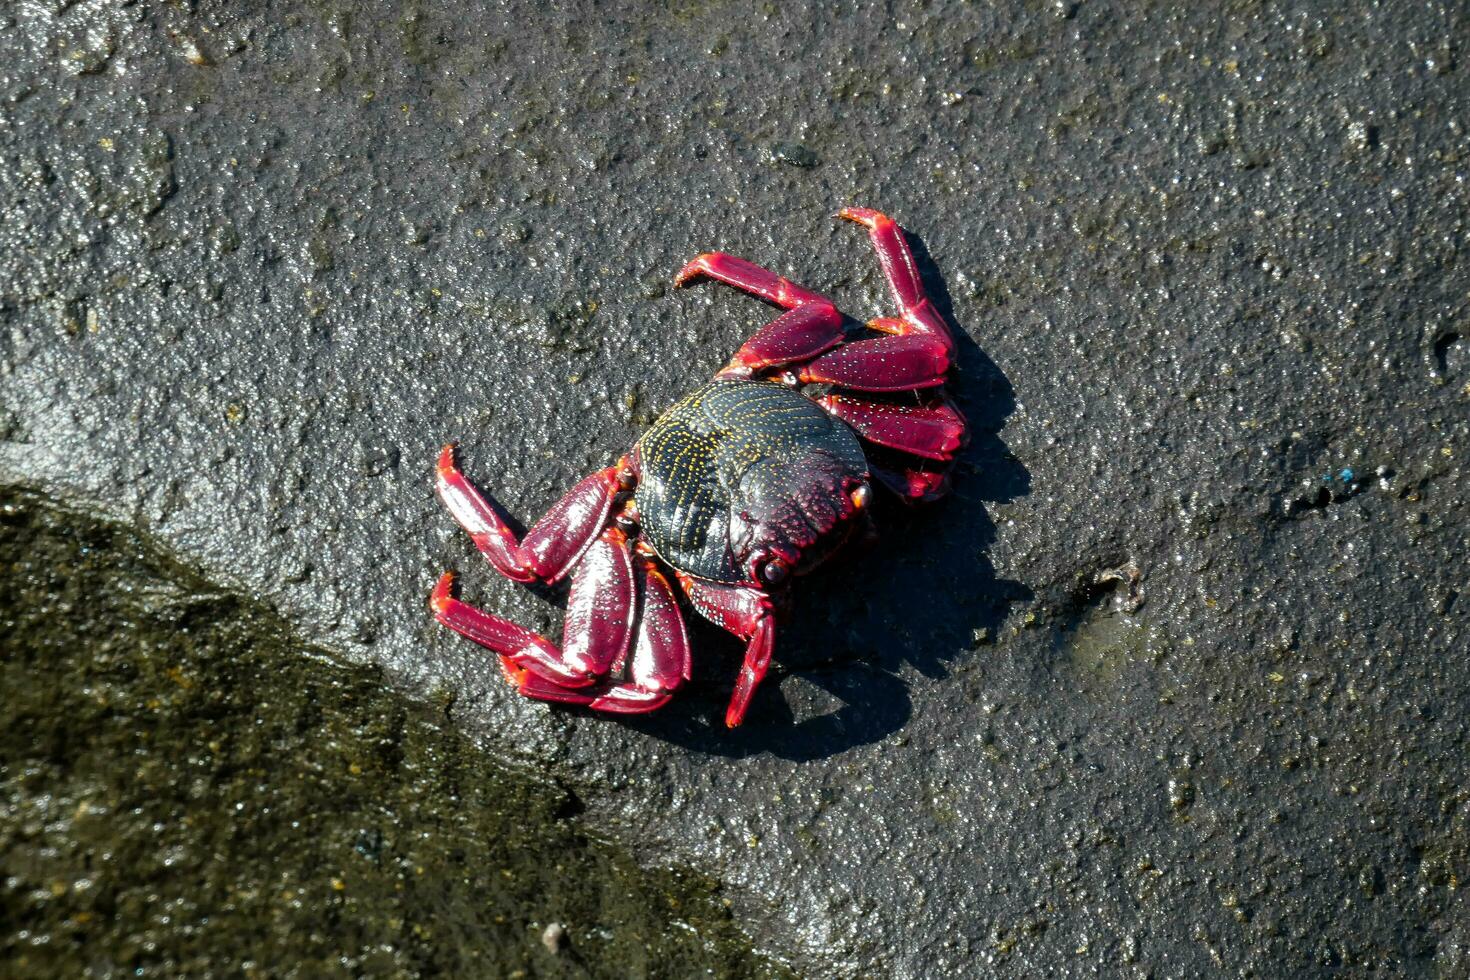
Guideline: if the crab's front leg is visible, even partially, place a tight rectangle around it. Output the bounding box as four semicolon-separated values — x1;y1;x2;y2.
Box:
518;557;692;713
679;576;777;728
432;527;637;688
435;444;629;584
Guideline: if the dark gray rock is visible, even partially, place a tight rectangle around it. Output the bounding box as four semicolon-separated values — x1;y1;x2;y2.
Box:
3;0;1467;974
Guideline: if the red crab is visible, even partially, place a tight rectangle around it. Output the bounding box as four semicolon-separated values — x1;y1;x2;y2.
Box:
431;207;965;727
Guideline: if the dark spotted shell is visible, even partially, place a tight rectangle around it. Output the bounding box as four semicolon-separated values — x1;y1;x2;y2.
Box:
633;380;868;583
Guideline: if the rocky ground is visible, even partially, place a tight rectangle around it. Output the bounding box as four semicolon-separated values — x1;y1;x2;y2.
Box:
2;0;1467;975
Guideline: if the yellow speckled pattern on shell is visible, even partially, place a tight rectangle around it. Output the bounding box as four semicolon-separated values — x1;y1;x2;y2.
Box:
633;381;868;583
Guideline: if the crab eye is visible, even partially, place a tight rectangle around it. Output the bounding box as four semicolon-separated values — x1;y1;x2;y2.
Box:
760;557;789;585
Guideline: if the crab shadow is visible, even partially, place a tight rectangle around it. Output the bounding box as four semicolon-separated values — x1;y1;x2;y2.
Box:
622;232;1032;761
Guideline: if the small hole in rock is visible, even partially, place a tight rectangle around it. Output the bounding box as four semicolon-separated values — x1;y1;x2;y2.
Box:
1433;330;1463;376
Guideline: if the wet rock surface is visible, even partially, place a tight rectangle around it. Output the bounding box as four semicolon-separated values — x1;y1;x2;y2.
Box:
2;1;1467;975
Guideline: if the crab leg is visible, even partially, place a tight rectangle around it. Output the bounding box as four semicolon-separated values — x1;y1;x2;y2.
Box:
598;559;692;710
431;527;636;687
839;206;953;354
870;462;951;503
815;393;967;461
675;252;833;310
797;333;951;392
558;528;639;675
716;301;847;379
512;557;691;714
431;573;593;687
680;577;777;728
436;444;620;584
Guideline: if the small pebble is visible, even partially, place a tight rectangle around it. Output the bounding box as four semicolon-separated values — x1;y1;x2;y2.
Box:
769;142;819;168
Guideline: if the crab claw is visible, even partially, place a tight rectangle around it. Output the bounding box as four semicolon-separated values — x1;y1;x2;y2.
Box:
488;557;690;714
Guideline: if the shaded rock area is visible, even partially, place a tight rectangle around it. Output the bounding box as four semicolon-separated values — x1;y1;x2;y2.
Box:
0;489;786;978
1;0;1467;975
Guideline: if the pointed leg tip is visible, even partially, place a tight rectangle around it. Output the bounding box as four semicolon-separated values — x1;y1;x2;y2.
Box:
588;690;673;714
838;206;889;227
917;475;952;503
715;360;754;380
499;656;527;685
429;571;456;613
724;696;750;728
436;443;459;474
674;254;713;287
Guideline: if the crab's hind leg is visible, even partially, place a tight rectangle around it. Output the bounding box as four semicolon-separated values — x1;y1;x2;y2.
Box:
790;208;956;390
436;444;624;584
839;206;953;352
798;208;969;502
679;577;777;728
675;251;832;310
815;393;967;462
798;207;956;389
797;332;952;391
715;301;847;379
431;527;636;690
675;246;849;379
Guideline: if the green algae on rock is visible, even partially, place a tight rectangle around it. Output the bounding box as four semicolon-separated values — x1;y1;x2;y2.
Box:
0;488;788;979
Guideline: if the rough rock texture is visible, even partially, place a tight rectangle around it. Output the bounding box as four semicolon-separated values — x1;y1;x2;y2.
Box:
2;0;1467;975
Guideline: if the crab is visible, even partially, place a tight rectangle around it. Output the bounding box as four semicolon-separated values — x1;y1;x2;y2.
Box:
431;207;965;727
